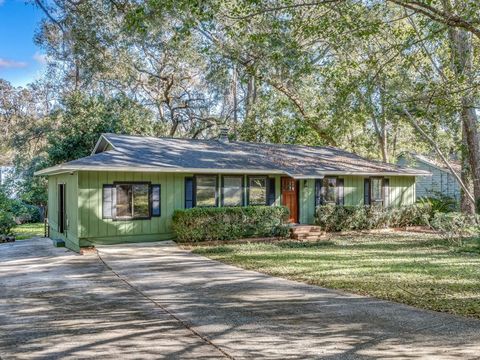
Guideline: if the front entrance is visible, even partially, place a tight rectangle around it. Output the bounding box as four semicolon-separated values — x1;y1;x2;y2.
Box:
281;177;299;223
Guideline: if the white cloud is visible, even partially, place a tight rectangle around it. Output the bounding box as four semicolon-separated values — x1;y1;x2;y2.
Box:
0;58;28;69
33;52;48;65
0;0;4;6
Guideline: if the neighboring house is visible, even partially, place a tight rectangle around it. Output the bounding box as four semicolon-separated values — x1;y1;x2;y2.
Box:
35;133;429;252
397;153;461;200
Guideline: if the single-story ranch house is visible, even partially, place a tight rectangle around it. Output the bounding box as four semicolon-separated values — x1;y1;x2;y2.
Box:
35;133;430;252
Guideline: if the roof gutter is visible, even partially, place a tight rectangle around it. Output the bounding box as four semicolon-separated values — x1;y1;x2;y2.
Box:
34;165;431;177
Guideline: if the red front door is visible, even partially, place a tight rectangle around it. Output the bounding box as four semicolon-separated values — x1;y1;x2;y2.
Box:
281;177;299;223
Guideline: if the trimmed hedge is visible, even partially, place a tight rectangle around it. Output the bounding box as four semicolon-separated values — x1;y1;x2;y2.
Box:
315;204;431;232
172;206;290;242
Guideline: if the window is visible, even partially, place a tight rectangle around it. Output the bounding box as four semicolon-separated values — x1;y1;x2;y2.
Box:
323;177;337;204
371;178;383;206
195;175;217;207
248;176;267;205
185;177;194;208
103;184;115;219
103;183;161;220
151;185;161;217
222;176;243;206
115;183;150;219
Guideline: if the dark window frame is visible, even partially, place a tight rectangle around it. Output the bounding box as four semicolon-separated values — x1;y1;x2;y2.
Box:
221;175;244;207
193;175;219;208
112;181;152;221
247;175;269;206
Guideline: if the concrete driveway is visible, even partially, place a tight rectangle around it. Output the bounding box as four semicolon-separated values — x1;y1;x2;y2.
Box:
0;239;224;359
1;239;480;359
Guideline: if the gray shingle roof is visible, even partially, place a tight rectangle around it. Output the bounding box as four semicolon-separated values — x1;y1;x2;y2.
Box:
35;133;430;177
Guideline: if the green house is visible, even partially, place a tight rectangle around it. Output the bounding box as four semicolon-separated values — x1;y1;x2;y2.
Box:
35;133;429;252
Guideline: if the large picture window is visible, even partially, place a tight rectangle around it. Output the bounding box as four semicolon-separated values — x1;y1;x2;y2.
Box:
323;177;337;204
248;176;267;205
195;175;217;207
222;176;243;206
103;182;160;220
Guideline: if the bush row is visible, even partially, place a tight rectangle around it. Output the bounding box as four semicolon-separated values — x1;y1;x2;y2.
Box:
315;204;432;232
172;206;290;242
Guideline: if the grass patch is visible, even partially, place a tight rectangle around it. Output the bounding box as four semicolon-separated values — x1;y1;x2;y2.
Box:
13;222;44;240
191;232;480;318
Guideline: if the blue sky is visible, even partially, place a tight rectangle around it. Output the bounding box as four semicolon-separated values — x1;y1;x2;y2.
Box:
0;0;46;87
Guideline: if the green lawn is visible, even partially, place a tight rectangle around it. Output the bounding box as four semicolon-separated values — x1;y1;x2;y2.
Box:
13;222;45;240
190;232;480;318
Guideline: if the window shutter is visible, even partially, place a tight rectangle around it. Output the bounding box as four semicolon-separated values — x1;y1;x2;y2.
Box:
151;185;161;216
336;178;344;205
185;177;194;208
364;179;371;205
267;178;276;205
102;184;115;219
315;179;323;207
383;178;390;207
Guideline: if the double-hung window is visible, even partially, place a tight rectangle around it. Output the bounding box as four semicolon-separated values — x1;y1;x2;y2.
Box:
195;175;218;207
370;178;384;206
323;177;337;204
248;176;267;205
222;176;243;206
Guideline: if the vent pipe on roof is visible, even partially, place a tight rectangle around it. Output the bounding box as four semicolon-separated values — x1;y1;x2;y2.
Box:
218;128;229;143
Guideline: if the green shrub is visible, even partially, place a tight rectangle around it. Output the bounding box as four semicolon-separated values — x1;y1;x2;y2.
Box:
315;204;431;232
417;195;458;213
172;206;290;242
10;202;42;223
428;212;479;244
0;210;16;235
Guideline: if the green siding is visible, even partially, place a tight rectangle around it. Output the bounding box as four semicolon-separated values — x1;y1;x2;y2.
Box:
47;170;417;250
299;175;416;225
47;173;79;252
77;171;190;246
299;179;315;224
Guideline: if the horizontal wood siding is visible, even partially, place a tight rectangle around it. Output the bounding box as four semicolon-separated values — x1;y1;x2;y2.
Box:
48;173;79;251
78;171;189;245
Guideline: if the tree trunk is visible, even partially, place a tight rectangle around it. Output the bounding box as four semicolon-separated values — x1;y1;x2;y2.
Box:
449;28;480;212
232;65;238;131
461;124;476;213
441;0;480;211
245;75;256;122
